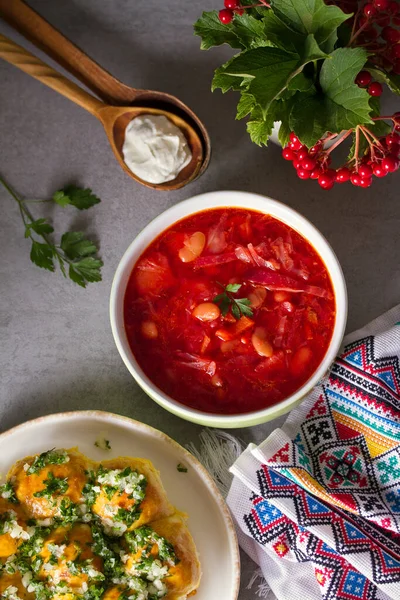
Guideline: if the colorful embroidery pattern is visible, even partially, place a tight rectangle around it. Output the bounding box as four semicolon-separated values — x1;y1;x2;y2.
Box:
243;333;400;600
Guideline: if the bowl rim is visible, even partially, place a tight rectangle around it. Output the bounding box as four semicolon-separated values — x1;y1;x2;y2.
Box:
110;191;348;428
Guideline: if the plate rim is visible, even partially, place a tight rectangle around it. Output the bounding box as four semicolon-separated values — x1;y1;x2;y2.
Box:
0;409;241;600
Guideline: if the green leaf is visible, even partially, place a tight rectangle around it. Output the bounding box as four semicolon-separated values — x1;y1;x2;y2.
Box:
212;57;251;93
321;47;372;131
302;33;330;62
272;0;349;45
60;232;98;260
68;265;86;288
290;48;372;147
25;218;54;238
287;72;315;92
221;46;300;112
235;298;253;317
231;303;240;320
247;116;275;146
68;257;103;287
30;241;54;272
233;13;267;48
52;190;70;207
53;186;100;210
366;67;400;95
194;11;242;50
387;73;400;95
261;10;305;52
277;98;296;146
236;93;257;120
289;94;330;146
226;283;242;292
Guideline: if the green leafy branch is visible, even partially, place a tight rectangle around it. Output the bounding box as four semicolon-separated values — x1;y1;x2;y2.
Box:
1;176;103;288
213;283;253;320
194;0;399;150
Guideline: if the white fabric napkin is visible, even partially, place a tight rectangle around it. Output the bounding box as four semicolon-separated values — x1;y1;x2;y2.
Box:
228;305;400;600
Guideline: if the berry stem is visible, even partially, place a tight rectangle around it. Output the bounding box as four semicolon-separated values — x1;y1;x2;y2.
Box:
360;126;385;149
354;126;361;169
372;116;396;122
324;129;353;155
348;20;370;47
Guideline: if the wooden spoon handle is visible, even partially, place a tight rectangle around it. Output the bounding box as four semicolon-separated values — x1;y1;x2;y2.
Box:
0;34;104;117
0;0;137;105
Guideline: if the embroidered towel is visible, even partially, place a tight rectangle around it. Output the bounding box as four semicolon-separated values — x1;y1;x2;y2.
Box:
228;305;400;600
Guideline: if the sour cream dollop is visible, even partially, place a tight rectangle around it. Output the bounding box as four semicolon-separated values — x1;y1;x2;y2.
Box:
122;114;192;184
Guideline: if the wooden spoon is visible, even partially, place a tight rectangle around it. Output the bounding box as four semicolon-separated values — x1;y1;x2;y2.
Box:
0;34;203;191
0;0;211;179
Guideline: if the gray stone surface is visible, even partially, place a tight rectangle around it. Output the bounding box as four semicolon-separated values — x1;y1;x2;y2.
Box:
0;2;399;598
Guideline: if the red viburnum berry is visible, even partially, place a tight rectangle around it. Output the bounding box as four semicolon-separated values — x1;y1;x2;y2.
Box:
368;81;383;96
373;163;388;177
392;60;400;75
297;168;311;180
310;167;322;179
382;155;399;171
289;132;301;146
301;157;317;171
224;0;239;8
382;26;400;43
386;133;400;147
318;169;336;190
282;147;296;160
359;177;373;188
376;14;391;25
219;8;233;23
364;3;377;17
373;0;389;9
350;172;362;186
293;159;302;170
289;136;302;151
387;0;399;14
390;144;400;157
296;147;308;161
336;167;351;183
355;70;372;86
358;163;373;178
309;143;322;155
390;44;400;60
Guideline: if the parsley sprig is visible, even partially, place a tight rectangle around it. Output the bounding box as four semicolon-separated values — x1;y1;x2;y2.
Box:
213;283;253;320
1;175;103;288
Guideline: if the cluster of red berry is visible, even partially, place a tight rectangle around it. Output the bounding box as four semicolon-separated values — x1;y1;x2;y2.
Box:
282;124;400;189
336;0;400;74
218;0;245;23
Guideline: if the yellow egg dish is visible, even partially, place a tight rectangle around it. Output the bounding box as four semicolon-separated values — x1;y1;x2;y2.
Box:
0;449;200;600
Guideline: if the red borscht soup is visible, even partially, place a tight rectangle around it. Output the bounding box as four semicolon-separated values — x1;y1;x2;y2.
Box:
124;208;335;414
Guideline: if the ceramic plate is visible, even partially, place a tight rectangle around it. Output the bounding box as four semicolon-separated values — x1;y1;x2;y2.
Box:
0;410;240;600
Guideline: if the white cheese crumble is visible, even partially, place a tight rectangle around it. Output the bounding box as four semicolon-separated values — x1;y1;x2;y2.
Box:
21;572;33;588
101;517;127;537
1;587;22;600
36;518;53;527
97;468;145;498
47;543;66;559
2;513;30;540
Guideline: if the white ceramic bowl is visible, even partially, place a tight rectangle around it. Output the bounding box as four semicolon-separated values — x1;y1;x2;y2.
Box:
110;191;347;428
